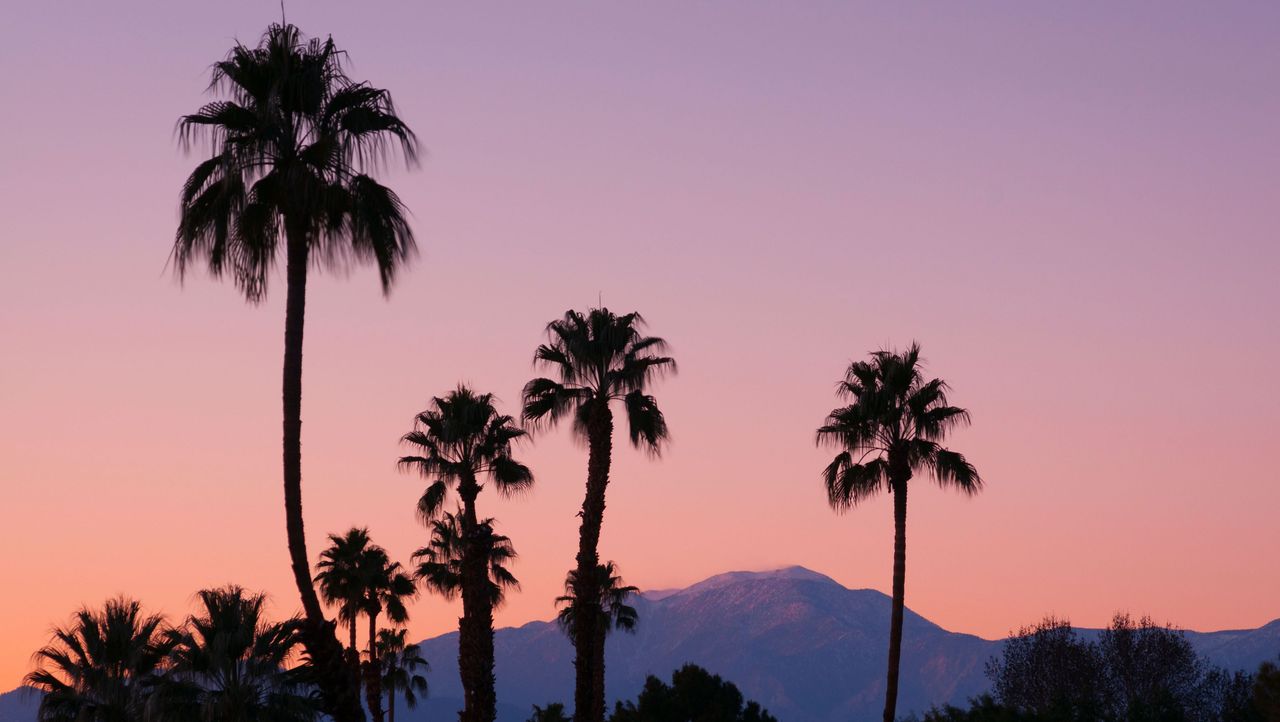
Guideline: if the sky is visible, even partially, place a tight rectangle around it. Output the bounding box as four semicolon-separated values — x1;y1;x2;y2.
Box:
2;1;1279;689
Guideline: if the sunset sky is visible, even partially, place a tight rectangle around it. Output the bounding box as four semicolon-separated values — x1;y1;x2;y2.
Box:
2;1;1279;689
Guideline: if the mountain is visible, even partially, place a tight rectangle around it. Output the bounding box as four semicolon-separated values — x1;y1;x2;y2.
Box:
423;566;981;720
6;567;1276;721
414;567;1278;722
0;688;39;722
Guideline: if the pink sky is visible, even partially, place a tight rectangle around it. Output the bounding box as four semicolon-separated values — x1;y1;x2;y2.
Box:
2;1;1279;689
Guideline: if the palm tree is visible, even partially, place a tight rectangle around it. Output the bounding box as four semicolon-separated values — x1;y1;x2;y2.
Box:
315;528;374;682
816;343;982;722
377;629;429;722
174;23;417;722
157;586;319;722
25;597;172;722
361;551;416;722
413;510;520;722
556;561;639;715
399;386;533;722
521;308;674;722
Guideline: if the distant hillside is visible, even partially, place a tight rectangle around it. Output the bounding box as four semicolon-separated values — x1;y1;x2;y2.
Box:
0;688;39;722
5;567;1276;722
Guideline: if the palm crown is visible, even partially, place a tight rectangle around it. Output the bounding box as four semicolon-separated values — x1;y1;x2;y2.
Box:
376;629;429;711
25;597;172;722
555;562;639;639
413;511;520;608
161;586;317;722
173;22;416;301
816;343;981;509
399;386;534;521
362;550;416;626
314;528;375;635
522;308;675;448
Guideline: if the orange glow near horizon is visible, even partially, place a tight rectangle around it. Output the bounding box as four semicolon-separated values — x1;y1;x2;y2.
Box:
3;1;1279;690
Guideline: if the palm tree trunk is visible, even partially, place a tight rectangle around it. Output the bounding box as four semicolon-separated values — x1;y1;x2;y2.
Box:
388;688;395;722
574;402;613;722
591;617;607;720
367;612;384;722
459;483;498;722
283;229;366;722
351;618;362;691
882;479;908;722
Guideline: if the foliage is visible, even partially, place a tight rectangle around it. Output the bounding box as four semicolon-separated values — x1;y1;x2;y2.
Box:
529;702;573;722
555;562;639;640
315;528;376;647
399;385;534;521
412;510;519;607
607;664;777;722
173;22;417;301
25;598;172;722
155;586;319;722
377;629;429;720
522;307;676;451
816;342;981;511
976;614;1270;722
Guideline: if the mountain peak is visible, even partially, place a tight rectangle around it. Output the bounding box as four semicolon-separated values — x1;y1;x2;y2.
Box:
643;565;844;601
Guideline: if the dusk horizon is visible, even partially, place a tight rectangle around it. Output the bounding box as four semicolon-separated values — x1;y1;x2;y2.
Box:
3;3;1278;721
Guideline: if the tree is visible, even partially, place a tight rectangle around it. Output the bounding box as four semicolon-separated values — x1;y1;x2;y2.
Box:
816;343;981;722
608;664;777;722
157;586;319;722
985;617;1107;717
361;551;416;722
1253;657;1280;721
173;23;418;722
522;308;675;722
413;510;521;722
529;703;573;722
315;528;375;682
25;597;172;722
377;629;429;722
557;562;639;715
984;615;1260;722
400;385;534;722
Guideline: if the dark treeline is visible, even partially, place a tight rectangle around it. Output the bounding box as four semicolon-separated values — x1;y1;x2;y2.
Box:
528;665;778;722
917;615;1280;722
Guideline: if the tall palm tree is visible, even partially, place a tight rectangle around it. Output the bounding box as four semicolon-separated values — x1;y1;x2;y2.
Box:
25;597;172;722
556;561;639;715
399;386;533;722
521;307;674;722
815;343;982;722
360;551;416;722
315;528;374;682
174;24;417;722
377;629;429;722
157;586;319;722
413;510;520;722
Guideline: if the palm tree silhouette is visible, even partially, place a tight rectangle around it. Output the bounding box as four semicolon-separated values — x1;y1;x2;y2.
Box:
315;528;374;683
158;586;319;722
521;308;674;722
173;23;417;722
413;510;520;722
816;343;982;722
556;561;639;713
377;629;429;722
399;385;533;722
25;597;172;722
360;551;416;722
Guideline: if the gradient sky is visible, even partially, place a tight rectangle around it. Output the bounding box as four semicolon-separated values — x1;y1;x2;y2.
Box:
2;1;1279;689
